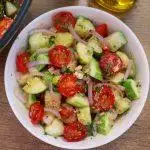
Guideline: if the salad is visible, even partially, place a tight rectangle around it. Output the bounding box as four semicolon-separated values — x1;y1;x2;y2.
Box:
15;11;140;142
0;0;23;38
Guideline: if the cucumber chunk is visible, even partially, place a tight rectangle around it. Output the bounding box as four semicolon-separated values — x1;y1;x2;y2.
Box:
75;16;94;38
76;42;92;64
23;77;47;94
109;72;124;84
129;60;136;78
44;118;64;137
25;94;36;109
30;53;49;71
113;90;131;114
87;36;102;58
115;97;131;114
43;71;53;85
29;33;50;53
123;79;140;100
5;1;17;17
105;32;127;52
116;51;129;69
55;32;74;47
88;58;103;80
94;113;113;135
77;107;92;125
66;94;89;108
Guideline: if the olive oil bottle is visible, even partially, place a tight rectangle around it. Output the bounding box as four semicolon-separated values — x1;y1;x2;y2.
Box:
95;0;136;12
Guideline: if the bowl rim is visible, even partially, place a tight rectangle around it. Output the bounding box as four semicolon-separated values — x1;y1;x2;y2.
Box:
4;6;150;149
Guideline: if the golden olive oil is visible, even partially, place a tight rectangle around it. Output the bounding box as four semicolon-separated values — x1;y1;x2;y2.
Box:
95;0;136;12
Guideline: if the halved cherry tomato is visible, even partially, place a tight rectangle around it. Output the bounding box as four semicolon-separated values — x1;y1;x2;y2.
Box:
53;11;76;32
59;104;77;124
92;85;115;112
29;102;44;124
100;52;123;76
49;45;71;68
58;74;78;97
16;52;30;73
64;121;87;142
95;24;108;38
0;17;13;38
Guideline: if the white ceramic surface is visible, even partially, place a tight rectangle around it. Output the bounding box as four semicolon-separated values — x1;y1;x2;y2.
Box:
4;6;149;149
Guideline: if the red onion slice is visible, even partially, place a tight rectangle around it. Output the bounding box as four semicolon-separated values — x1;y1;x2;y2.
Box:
48;67;60;75
86;77;93;106
27;60;50;68
44;108;61;119
29;28;56;36
94;82;125;93
87;80;93;106
68;25;87;45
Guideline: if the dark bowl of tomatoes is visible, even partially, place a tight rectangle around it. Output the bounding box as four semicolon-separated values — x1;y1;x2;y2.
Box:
0;0;31;50
4;6;149;149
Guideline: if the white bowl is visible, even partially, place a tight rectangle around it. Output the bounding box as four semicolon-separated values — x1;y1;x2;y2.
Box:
4;6;149;149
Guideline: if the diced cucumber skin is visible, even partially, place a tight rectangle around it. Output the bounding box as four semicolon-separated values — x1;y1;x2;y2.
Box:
49;36;55;47
123;79;140;100
105;32;127;52
25;94;36;109
29;33;50;53
75;16;95;38
30;53;49;71
44;119;64;137
77;107;92;125
89;58;103;81
95;113;113;135
43;71;53;85
55;32;74;47
6;1;18;17
23;77;47;94
66;94;89;108
52;75;60;85
76;42;92;65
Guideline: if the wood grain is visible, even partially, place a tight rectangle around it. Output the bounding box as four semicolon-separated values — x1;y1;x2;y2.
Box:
0;0;150;149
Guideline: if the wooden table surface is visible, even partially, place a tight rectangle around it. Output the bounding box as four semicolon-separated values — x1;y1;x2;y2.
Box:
0;0;150;150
